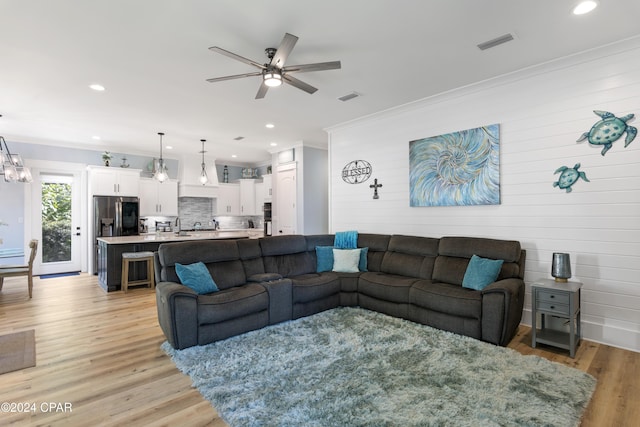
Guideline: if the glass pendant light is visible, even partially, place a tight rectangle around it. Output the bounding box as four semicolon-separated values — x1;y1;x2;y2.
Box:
199;139;208;185
154;132;169;183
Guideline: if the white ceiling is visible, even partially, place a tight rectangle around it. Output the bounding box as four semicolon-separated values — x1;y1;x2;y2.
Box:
1;0;639;164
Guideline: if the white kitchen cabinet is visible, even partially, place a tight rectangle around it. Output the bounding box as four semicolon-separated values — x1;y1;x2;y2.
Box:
139;178;178;216
217;183;240;215
262;174;273;201
239;179;256;215
255;182;265;214
88;166;140;196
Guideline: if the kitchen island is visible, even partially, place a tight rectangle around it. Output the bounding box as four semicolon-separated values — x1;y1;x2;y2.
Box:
97;230;263;292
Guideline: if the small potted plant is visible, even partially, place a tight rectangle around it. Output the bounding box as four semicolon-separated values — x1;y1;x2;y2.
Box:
102;151;113;167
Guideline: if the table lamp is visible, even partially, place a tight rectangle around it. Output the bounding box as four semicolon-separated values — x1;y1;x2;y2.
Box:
551;253;571;282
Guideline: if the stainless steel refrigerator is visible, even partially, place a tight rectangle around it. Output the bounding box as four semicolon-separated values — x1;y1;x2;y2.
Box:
93;196;140;272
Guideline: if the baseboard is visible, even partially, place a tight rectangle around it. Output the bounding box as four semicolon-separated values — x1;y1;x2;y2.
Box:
521;308;640;353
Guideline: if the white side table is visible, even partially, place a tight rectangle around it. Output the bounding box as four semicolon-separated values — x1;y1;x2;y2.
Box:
531;278;582;358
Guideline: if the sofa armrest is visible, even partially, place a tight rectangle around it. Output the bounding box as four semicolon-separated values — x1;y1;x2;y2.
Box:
156;281;199;349
480;278;525;346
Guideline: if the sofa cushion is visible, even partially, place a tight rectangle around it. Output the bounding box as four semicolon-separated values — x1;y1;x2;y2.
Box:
237;239;265;278
316;246;334;272
462;255;504;291
357;234;390;272
264;252;316;277
291;273;341;304
158;240;248;289
380;235;439;279
260;235;307;256
317;246;369;272
197;283;268;324
358;272;419;304
175;262;219;294
438;236;521;262
410;280;482;319
332;248;361;273
434;237;522;285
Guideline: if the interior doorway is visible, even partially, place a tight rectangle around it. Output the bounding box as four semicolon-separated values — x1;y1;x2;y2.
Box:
276;164;297;235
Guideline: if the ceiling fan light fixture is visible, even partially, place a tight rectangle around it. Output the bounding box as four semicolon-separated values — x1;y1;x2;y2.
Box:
263;71;282;87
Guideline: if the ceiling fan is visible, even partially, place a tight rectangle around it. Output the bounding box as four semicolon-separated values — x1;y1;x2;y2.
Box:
206;32;341;99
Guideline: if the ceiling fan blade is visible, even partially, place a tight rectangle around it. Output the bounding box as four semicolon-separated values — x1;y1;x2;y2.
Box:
255;81;269;99
283;74;318;94
283;61;342;73
206;72;262;83
270;33;298;68
208;46;265;69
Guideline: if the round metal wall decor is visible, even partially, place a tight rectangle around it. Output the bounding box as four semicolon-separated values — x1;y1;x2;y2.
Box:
342;160;372;184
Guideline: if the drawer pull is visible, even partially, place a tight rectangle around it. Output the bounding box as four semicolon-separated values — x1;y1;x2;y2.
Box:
550;306;555;309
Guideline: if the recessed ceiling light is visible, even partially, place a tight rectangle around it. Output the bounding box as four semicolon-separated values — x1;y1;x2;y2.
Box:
92;136;101;140
89;84;105;91
165;145;173;150
270;142;278;147
231;154;237;158
265;123;275;129
573;0;598;15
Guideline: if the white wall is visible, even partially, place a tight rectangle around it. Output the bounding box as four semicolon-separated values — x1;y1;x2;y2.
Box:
327;36;640;352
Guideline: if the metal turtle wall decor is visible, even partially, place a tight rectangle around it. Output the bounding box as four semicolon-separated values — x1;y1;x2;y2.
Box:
576;110;636;156
553;163;590;193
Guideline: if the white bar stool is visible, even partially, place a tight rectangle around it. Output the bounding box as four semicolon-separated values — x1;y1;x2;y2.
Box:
121;251;155;293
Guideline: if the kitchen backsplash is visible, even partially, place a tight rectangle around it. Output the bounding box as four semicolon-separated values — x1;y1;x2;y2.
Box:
178;197;215;228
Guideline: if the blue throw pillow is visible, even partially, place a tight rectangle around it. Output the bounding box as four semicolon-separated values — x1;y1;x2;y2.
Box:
316;246;369;272
316;246;335;272
359;247;369;272
175;262;219;294
462;255;504;291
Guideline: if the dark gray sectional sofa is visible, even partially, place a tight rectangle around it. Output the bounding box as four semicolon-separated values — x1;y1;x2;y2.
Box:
156;234;526;350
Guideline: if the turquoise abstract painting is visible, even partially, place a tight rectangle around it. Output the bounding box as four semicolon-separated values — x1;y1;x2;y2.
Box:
409;124;500;207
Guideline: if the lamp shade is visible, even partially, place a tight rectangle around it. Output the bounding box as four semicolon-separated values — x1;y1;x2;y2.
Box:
551;253;571;282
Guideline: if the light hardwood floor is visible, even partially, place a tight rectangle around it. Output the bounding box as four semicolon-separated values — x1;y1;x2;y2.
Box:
1;274;638;426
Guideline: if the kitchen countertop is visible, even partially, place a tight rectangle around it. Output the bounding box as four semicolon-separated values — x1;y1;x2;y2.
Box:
97;229;264;244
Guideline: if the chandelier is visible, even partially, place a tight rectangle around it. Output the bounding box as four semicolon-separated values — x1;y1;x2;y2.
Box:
1;116;33;183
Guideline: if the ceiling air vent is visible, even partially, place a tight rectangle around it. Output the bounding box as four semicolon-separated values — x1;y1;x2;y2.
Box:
233;136;244;141
477;33;515;51
338;92;360;102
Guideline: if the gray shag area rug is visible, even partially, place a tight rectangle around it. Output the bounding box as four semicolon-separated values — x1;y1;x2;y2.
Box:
162;307;596;427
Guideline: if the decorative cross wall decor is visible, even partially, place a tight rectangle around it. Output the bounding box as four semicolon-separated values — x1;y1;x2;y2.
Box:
369;178;382;199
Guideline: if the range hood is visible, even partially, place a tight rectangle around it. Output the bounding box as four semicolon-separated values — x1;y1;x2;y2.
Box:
178;154;220;198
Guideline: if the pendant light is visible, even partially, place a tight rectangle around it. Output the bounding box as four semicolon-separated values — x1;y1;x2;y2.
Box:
154;132;169;183
199;139;208;185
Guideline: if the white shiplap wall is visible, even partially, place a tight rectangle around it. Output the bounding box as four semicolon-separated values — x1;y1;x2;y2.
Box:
327;36;640;352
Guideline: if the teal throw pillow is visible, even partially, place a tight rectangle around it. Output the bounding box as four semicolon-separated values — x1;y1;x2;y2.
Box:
316;246;335;272
317;246;368;272
175;262;219;294
359;247;369;272
462;255;504;291
332;248;361;273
